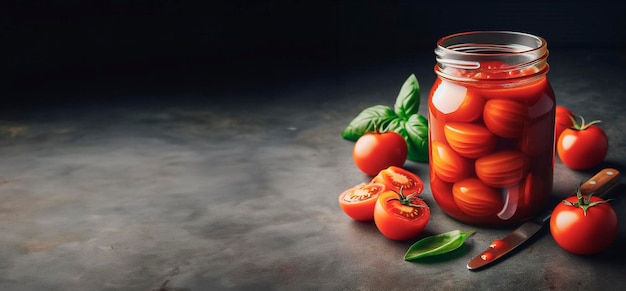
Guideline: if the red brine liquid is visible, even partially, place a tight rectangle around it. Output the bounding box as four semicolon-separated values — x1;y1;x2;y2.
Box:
428;60;555;226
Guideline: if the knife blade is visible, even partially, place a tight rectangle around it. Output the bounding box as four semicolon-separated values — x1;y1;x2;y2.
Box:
467;168;621;271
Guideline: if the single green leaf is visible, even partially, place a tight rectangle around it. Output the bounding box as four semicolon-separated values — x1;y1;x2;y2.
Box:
404;230;476;261
405;114;429;162
394;74;420;119
341;105;397;141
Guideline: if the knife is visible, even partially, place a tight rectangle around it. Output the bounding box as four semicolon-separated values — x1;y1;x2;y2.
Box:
467;168;621;271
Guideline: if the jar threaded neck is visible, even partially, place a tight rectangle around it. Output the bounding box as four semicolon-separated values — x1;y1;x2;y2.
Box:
435;31;549;82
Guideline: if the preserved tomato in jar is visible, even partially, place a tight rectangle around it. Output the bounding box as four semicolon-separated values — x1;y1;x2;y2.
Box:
428;31;555;225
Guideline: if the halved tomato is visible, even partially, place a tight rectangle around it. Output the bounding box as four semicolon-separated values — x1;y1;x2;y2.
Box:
371;166;424;196
444;122;496;158
338;182;386;221
374;189;430;241
452;178;503;218
483;98;529;138
430;141;471;183
475;150;530;188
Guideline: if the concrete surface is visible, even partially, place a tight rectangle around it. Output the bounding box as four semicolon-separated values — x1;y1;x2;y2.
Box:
1;48;626;290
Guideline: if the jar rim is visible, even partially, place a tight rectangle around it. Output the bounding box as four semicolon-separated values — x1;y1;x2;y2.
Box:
436;31;547;57
435;31;549;81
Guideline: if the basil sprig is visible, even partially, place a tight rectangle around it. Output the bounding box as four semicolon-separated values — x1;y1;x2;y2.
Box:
341;74;429;162
404;230;476;261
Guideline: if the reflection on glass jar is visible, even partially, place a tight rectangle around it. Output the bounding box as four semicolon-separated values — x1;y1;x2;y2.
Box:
428;31;555;226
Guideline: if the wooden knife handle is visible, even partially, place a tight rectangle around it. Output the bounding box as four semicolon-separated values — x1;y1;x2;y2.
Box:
578;168;621;198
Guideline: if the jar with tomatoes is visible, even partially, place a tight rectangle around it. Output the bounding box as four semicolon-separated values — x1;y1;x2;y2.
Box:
428;31;555;226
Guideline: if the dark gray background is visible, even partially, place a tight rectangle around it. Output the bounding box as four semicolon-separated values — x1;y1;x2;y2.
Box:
5;1;626;104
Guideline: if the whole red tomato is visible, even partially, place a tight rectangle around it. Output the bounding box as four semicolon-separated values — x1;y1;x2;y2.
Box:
353;131;408;176
374;189;430;241
557;115;608;170
554;105;574;144
549;188;618;254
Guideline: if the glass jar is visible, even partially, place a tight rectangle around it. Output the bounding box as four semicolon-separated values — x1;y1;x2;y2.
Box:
428;31;555;226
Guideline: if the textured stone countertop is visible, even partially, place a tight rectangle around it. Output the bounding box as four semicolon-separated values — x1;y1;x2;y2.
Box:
1;48;626;290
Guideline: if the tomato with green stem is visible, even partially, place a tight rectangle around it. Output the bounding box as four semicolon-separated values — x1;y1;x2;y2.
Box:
557;115;608;170
338;183;386;221
353;131;408;176
549;186;617;254
374;188;430;241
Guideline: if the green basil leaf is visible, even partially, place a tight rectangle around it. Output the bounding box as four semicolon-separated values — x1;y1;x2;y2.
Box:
404;230;476;261
341;105;397;141
381;118;406;135
405;114;429;162
394;74;420;119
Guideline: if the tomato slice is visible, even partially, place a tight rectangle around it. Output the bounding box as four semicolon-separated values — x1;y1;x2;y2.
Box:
338;183;386;221
374;190;430;241
371;166;424;196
